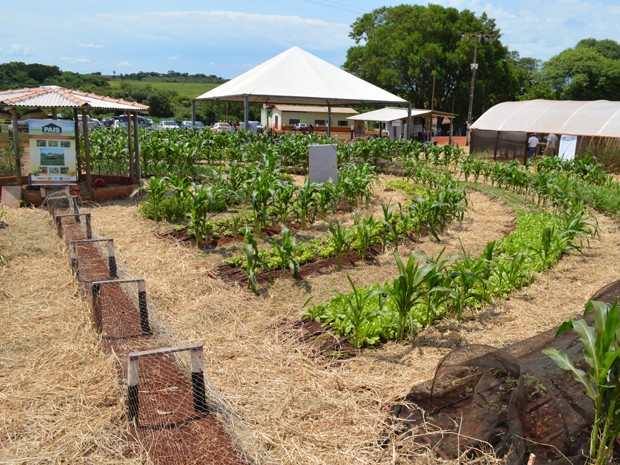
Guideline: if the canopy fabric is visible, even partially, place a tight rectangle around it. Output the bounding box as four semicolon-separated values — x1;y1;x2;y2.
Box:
194;46;408;106
0;86;149;112
347;107;455;122
470;99;620;137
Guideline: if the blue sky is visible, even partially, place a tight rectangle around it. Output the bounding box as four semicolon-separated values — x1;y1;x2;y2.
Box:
1;0;619;79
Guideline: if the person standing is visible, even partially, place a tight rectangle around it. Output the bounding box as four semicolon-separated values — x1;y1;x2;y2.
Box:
545;133;558;156
527;133;539;159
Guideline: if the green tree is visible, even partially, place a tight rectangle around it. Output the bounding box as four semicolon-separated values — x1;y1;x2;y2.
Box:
540;39;620;100
343;4;520;122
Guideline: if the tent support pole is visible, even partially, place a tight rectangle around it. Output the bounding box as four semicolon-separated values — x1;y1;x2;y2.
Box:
493;130;500;161
11;108;22;186
191;99;195;125
407;104;412;140
327;104;332;138
244;94;249;131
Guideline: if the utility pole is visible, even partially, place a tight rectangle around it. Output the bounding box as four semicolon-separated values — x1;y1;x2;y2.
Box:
463;33;483;146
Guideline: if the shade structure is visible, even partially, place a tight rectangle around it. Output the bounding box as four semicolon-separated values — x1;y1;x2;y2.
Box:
0;86;149;113
194;46;408;106
470;99;620;138
0;86;149;196
348;107;455;122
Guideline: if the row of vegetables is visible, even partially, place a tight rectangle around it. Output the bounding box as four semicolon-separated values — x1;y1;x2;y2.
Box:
104;131;620;349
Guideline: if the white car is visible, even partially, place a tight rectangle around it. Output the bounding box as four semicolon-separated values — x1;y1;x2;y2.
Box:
158;120;181;130
211;122;235;132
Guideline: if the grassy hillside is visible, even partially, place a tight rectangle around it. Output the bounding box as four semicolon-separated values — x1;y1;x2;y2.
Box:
108;80;219;100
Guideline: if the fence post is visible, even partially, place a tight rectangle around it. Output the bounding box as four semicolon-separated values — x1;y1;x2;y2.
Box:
107;240;117;278
91;283;102;332
127;356;139;423
137;281;151;334
190;347;209;413
85;213;92;239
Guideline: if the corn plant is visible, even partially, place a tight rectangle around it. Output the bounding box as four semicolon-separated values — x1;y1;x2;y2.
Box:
328;220;352;270
271;224;301;280
381;253;434;341
330;275;384;348
380;203;400;251
131;176;169;221
294;177;319;228
543;301;620;465
446;252;491;321
351;214;381;259
243;226;262;295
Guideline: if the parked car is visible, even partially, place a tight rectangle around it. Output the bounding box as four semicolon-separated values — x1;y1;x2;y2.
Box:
239;120;264;133
113;115;154;130
101;116;119;128
211;122;235;132
181;120;204;130
158;120;181;130
294;122;308;132
77;115;104;130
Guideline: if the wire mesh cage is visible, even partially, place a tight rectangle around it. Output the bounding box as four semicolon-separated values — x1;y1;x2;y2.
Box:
70;238;118;284
90;278;152;339
127;345;251;465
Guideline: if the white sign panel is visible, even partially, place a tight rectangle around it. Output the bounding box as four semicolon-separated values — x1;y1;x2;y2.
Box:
558;135;578;161
28;119;77;184
309;144;338;184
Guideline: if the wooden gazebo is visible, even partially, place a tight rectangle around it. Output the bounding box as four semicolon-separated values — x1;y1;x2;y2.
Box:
0;86;149;199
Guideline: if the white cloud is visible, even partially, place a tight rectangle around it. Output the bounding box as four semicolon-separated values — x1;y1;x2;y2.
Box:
61;56;91;64
8;43;31;56
117;60;131;68
78;43;103;49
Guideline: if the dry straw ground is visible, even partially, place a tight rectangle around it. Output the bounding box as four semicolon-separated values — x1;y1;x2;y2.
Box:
2;175;619;464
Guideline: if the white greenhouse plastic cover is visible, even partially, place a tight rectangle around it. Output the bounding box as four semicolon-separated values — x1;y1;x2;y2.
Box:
470;99;620;137
195;46;408;106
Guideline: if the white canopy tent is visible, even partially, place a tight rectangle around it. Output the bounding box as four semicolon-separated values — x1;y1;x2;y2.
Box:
471;99;620;137
193;46;410;136
348;107;457;140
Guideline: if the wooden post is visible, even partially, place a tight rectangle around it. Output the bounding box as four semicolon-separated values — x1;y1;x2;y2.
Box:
132;112;140;182
127;356;139;423
10;108;21;186
81;108;93;199
127;111;134;180
190;347;209;413
73;109;82;182
91;283;102;332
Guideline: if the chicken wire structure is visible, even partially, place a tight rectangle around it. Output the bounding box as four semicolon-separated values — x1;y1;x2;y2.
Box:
70;238;118;284
47;195;274;465
91;278;152;338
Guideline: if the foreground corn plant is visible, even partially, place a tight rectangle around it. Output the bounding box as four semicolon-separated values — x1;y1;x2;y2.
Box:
543;301;620;465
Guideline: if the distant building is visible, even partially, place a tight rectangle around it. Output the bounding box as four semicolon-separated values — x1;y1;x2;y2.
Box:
261;104;358;132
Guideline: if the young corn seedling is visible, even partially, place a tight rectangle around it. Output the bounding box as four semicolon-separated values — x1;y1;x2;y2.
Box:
243;226;263;295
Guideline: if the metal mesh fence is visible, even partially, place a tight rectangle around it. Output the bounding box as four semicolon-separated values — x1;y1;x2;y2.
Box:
47;194;277;465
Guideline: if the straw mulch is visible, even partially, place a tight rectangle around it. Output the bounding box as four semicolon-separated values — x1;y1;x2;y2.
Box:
3;176;619;464
0;207;145;464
